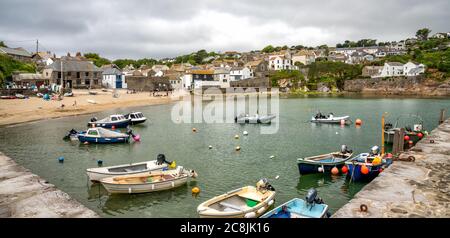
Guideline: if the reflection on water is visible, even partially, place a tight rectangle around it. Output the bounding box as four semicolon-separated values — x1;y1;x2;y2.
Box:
0;97;449;217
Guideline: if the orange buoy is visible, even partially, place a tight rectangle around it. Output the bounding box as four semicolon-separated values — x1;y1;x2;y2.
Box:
361;165;369;175
191;187;200;194
409;140;414;145
379;168;384;173
355;119;363;126
331;167;339;175
192;128;197;132
417;133;424;139
341;165;348;174
404;135;410;141
111;125;116;130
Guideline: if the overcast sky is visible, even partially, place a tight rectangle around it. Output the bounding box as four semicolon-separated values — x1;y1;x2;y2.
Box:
1;0;449;60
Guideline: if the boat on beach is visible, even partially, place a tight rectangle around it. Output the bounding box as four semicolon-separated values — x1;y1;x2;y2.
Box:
197;179;276;218
124;112;147;125
87;114;130;128
310;112;351;124
345;146;389;182
86;154;172;182
260;189;330;218
63;128;79;141
235;113;276;124
100;166;196;194
297;145;353;175
77;127;130;144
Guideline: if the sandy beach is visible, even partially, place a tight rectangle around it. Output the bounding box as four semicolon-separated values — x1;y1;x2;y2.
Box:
0;89;180;127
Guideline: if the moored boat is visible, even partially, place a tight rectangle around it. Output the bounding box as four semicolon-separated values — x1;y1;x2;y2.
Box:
100;166;196;194
197;179;276;218
87;114;130;128
86;154;172;182
77;127;130;144
384;114;426;145
297;145;353;175
235;114;276;124
310;112;351;124
345;146;389;182
124;112;147;125
260;188;330;218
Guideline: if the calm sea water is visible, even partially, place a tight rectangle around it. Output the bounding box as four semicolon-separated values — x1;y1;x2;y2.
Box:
0;96;449;217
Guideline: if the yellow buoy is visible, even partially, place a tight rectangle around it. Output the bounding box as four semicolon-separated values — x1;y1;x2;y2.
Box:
169;161;177;169
372;156;382;165
192;187;200;194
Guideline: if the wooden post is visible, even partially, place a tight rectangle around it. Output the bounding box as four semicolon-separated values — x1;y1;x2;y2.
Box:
439;109;446;124
381;113;388;155
392;128;405;155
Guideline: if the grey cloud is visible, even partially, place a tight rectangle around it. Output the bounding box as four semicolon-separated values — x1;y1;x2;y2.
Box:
0;0;449;59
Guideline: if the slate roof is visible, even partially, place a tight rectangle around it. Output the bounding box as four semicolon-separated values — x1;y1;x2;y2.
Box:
0;47;32;57
386;62;404;67
46;58;102;72
102;67;123;75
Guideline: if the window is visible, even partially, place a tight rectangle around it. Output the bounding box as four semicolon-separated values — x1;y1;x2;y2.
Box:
85;72;89;77
76;79;81;85
130;114;136;119
88;130;98;136
85;79;90;85
68;72;71;76
46;72;49;76
111;117;117;121
77;72;80;78
94;80;98;85
94;72;97;78
58;72;61;79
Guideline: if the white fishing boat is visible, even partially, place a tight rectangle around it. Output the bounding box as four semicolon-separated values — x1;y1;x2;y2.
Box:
310;112;351;124
100;166;196;194
197;179;276;218
124;112;147;125
87;114;130;128
87;160;168;182
235;113;276;124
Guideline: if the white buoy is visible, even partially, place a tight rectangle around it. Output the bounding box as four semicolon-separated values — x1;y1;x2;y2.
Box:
243;131;249;136
235;146;241;151
275;175;280;180
336;132;339;135
235;134;240;139
270;155;275;159
209;145;213;149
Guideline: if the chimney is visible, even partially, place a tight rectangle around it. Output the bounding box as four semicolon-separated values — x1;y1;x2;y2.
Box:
67;52;71;57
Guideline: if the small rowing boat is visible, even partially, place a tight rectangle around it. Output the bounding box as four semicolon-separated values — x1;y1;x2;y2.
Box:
261;189;330;218
197;179;276;218
345;146;390;182
297;145;353;175
235;114;276;124
100;166;196;194
86;154;172;181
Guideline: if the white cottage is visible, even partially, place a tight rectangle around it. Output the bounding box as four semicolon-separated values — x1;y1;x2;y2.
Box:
102;67;126;89
229;67;251;81
403;62;425;76
378;62;404;77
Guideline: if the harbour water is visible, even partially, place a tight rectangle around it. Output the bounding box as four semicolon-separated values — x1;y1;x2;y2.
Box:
0;96;449;217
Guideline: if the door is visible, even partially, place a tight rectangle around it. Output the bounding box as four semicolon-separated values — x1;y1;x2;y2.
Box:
115;75;122;88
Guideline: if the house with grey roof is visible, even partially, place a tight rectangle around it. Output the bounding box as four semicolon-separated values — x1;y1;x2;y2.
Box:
377;62;405;78
102;65;126;89
0;46;32;62
43;56;103;89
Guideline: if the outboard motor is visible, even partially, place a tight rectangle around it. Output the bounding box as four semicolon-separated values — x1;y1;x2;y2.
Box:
126;128;135;137
256;178;275;192
340;145;353;154
384;123;393;130
90;117;98;122
370;146;380;156
156;154;172;165
306;188;325;206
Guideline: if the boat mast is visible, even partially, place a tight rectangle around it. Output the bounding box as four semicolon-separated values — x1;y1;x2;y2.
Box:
381;112;388;155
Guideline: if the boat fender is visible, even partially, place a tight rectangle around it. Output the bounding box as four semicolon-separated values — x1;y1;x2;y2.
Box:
257;207;266;214
128;187;132;194
171;181;175;187
151;184;155;190
244;212;256;218
360;204;368;212
268;200;274;206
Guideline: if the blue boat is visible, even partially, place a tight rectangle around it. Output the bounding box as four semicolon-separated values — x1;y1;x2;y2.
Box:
261;189;330;218
345;146;388;182
297;145;353;175
87;114;130;128
78;127;130;144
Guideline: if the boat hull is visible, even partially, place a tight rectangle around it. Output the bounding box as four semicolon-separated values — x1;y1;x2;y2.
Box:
297;162;346;175
260;198;329;218
87;120;130;128
78;135;130;144
236;115;276;124
86;161;167;182
101;176;188;194
311;116;350;124
346;163;383;182
130;118;147;125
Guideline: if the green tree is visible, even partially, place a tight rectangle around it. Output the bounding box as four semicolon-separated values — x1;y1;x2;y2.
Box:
0;54;36;87
84;53;111;67
0;41;7;47
262;45;275;53
416;28;431;41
